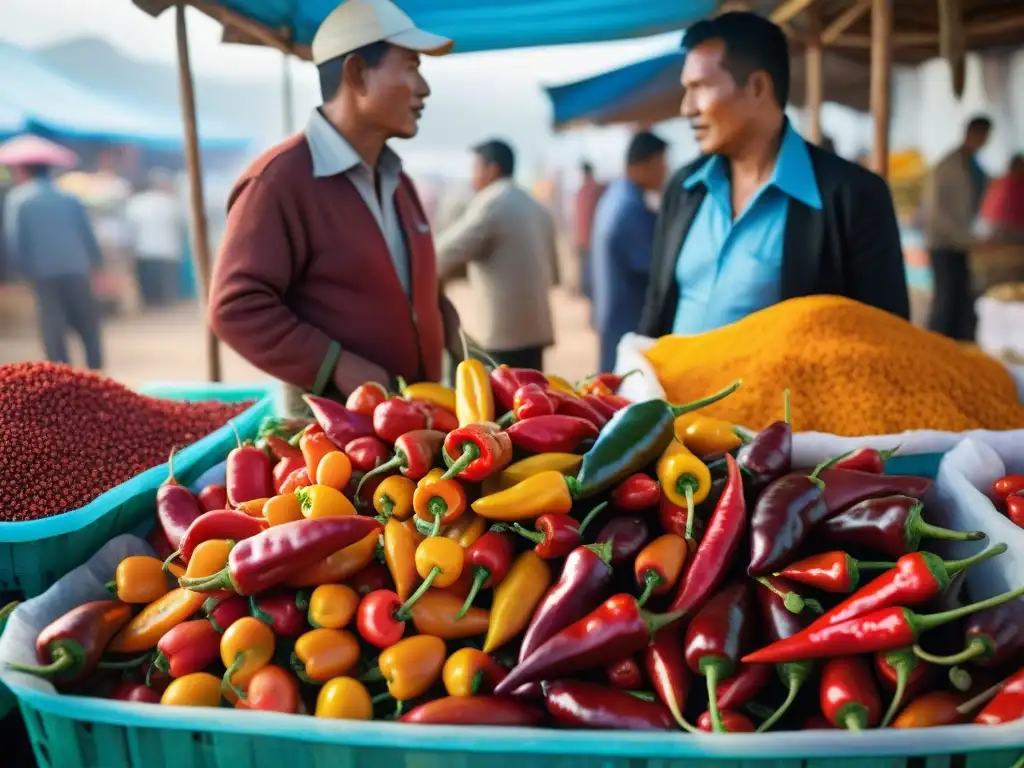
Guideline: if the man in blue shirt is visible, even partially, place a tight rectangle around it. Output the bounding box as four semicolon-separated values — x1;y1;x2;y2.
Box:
639;13;908;338
590;132;668;372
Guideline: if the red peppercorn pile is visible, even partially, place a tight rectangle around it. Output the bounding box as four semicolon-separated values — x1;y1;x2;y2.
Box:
0;362;254;522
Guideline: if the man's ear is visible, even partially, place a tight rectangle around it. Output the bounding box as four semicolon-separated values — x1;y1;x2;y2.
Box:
747;70;773;104
341;53;369;95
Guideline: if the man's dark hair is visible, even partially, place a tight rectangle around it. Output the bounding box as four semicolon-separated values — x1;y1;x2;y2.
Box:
681;12;790;108
24;164;51;179
581;161;594;175
626;132;668;166
967;115;993;134
473;139;515;178
318;41;392;101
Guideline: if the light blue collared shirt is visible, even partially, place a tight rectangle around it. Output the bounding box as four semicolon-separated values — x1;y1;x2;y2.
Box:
671;121;822;335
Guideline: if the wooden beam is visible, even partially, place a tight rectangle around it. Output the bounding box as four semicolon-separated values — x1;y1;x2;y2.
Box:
805;6;823;144
174;4;222;382
821;0;871;45
869;0;893;177
770;0;818;25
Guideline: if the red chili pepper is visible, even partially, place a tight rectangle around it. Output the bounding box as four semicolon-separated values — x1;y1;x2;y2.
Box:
645;626;696;731
272;456;305;495
545;680;674;731
250;591;309;638
874;648;930;726
146;526;175;562
441;422;513;482
612;473;661;511
668;453;745;619
456;531;515;619
816;468;932;518
345;382;389;417
356;589;405;648
820;657;882;731
831;446;898;474
264;434;303;461
736;419;791;487
157;455;204;551
110;682;161;703
780;551;896;593
1007;492;1024;528
204;595;249;634
697;710;755;732
658;495;688;538
372;399;428;444
547;389;607;429
584;394;620;420
304;394;375;448
993;474;1024;501
343;436;391;472
513;383;555;420
716;662;773;711
354;429;445;500
505;414;598;454
421;402;459;433
151;619;220;679
974;666;1024;725
400;695;544;726
197;483;229;514
802;714;833;729
172;510;265;564
683;581;755;733
605;656;644;689
743;583;1024;664
346;562;393;596
278;468;311;495
178;516;382;596
596;515;650;566
490;366;549;412
593;393;630;412
226;440;274;507
507;514;582;559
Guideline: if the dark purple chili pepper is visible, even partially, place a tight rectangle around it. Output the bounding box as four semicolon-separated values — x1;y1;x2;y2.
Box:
596;516;650;565
748;472;827;576
737;420;791;486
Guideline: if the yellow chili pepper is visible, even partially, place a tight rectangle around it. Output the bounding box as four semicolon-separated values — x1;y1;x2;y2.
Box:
655;440;711;540
374;475;416;521
263;493;304;527
545;374;577;395
161;672;222;707
286;530;378;587
111;555;169;604
315;677;373;719
295;484;357;519
394;537;464;619
384;516;419;601
221;616;276;698
291;628;360;683
315;451;353;491
378;635;446;701
108;588;207;653
673;413;742;457
308;584;359;629
184;539;233;579
235;497;270;517
472;470;574;521
483;550;551;653
443;648;509;697
442;511;488;549
455;359;494;426
401;380;457;413
494;453;583;491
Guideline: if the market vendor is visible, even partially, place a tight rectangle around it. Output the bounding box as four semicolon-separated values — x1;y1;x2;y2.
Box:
209;0;461;405
639;12;910;339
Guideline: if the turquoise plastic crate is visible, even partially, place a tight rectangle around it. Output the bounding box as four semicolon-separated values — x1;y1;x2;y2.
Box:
0;385;275;597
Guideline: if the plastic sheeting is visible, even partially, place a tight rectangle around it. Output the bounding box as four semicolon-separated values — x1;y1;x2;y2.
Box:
0;43;248;149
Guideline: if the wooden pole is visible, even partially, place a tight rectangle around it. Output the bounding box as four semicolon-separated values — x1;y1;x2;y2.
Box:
869;0;893;177
805;6;823;144
175;3;222;382
281;51;295;135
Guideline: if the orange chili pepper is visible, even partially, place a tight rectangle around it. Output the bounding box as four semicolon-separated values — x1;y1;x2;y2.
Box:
286;531;379;587
892;690;966;728
483;550;551;653
673;413;742;457
443;512;488;549
221;616;275;699
108;588;207;653
316;451;353;491
295;484;357;519
315;677;373;720
291;628;361;683
408;591;490;640
384;517;419;601
183;539;233;579
111;555;169;604
634;534;689;608
308;584;360;629
378;635;446;700
263;493;304;527
301;429;336;480
403;516;426;544
160;672;222;707
374;475;416;521
442;648;509;697
235;497;270;517
414;472;468;536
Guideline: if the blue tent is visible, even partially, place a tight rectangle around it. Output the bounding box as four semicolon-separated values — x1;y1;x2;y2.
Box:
137;0;719;53
0;43;248;149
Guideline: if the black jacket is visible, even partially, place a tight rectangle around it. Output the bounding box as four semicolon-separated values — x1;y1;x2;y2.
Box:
638;142;910;338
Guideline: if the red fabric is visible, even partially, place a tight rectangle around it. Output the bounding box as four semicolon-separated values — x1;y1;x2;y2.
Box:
574;178;604;249
980;174;1024;230
209;136;444;390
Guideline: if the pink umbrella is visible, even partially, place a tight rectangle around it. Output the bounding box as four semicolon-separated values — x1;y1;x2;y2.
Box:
0;134;78;168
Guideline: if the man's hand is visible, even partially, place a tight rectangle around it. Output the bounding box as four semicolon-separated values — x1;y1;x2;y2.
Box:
332;351;389;398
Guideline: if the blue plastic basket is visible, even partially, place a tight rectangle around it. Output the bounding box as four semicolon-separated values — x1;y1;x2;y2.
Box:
0;385;275;597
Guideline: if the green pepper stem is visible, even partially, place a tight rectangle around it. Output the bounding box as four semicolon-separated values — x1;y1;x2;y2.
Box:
378;496;395;522
429;498;449;537
394;566;440;621
857;560;899;570
353;454;406;506
162;550;182;574
879;444;901;461
912;582;1024;635
98;653;151;670
682;481;696;541
360;666;385;683
643;607;686;637
756;671;802;732
957;679;1004;715
912;637;992;666
844;712;863;732
703;662;725;733
0;601;18;625
914;516;986;543
440;442;481;482
810;450;855;480
1008;753;1024;768
945;543;1007;575
668;380;742;418
949;666;973;692
249;596;274;626
782;389;791;425
455;567;490;620
626;690;656;702
637;570;663;609
103;580;117;595
178;567;235;593
227;420;243;451
576;501;608;537
510;523;545;545
585;540;614;565
371;691;393;705
222;652;248;700
755;576;806;614
7;647;76;678
496;410;516;428
880;661;909;727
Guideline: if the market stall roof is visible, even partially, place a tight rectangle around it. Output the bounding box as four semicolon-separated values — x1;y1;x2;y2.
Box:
0;43;249;149
132;0;721;57
0;135;79;169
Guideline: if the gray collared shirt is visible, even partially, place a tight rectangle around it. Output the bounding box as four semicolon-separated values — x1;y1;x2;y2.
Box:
305;109;411;294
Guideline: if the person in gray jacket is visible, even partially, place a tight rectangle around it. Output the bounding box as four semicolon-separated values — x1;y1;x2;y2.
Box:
3;163;104;369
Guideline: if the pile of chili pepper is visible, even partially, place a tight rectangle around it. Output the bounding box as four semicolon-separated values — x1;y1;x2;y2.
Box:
992;473;1024;529
11;365;1024;737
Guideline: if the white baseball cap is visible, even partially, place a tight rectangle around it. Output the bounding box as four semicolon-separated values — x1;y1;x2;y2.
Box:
311;0;454;65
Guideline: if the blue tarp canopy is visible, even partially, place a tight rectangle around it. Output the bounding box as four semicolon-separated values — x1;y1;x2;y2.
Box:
136;0;719;54
0;43;249;149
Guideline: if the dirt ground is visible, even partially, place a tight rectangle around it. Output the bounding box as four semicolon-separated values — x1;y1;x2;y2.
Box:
0;280;600;389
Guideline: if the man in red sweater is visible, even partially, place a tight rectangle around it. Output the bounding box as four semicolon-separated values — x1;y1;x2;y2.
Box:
209;0;461;403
